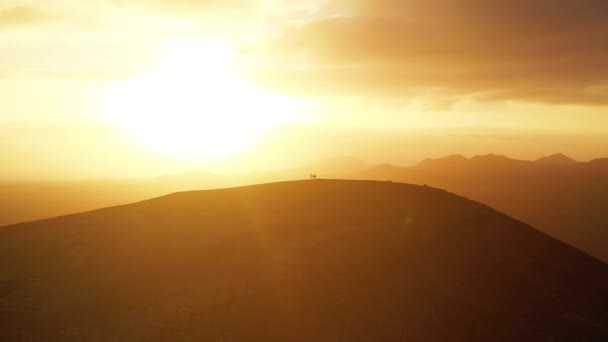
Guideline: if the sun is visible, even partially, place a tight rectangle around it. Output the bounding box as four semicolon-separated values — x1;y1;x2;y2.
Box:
103;39;303;160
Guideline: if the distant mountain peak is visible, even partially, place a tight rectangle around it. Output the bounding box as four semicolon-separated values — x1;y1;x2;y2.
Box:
470;154;512;161
440;154;468;161
536;153;577;164
413;154;468;170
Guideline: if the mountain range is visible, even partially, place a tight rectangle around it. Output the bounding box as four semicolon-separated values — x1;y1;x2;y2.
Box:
1;154;607;263
354;154;608;262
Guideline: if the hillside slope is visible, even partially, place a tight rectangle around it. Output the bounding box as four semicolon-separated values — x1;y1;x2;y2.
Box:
0;157;367;227
355;155;608;262
1;180;607;341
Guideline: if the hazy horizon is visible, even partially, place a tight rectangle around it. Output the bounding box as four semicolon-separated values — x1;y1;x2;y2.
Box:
2;0;608;180
2;122;608;181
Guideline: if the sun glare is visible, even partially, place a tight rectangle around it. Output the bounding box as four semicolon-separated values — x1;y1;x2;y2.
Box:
103;39;304;160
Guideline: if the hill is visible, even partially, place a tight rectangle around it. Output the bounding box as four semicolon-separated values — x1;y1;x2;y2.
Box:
350;155;608;262
536;153;578;165
1;154;607;263
1;180;607;341
0;157;368;227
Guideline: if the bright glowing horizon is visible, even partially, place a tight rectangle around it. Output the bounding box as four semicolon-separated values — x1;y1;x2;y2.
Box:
0;0;607;180
102;39;307;160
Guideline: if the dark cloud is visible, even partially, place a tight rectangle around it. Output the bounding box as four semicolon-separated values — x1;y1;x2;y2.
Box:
253;0;608;105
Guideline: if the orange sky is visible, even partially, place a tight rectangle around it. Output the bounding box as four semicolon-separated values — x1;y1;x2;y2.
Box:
1;0;607;180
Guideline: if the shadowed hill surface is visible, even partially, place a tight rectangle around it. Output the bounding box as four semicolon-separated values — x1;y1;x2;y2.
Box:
1;155;607;264
0;158;368;227
355;155;608;262
1;180;607;341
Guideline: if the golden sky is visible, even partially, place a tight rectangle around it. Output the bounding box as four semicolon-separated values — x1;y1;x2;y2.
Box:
1;0;607;179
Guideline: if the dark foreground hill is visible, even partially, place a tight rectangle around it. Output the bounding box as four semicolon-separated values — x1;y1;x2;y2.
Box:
1;180;607;341
2;155;607;265
0;157;368;227
359;154;608;262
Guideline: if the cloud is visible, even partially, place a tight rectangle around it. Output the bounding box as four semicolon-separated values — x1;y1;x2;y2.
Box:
250;0;608;105
0;64;17;78
0;5;49;27
108;0;288;25
109;0;256;16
